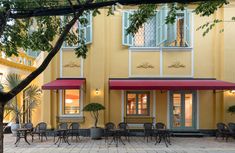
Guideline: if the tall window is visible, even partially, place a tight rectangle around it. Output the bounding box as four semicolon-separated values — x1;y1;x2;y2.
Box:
63;90;80;115
123;9;191;47
126;92;150;116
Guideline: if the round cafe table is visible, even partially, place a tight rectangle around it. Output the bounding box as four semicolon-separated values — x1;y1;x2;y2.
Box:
154;129;171;147
15;128;31;146
54;129;70;147
109;129;125;147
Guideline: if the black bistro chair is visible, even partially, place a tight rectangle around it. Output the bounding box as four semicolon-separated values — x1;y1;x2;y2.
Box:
216;122;229;140
69;123;80;142
226;122;235;141
104;122;116;142
32;122;47;142
143;123;153;142
118;122;130;142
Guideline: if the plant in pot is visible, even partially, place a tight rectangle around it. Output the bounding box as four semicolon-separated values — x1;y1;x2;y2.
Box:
3;73;22;136
83;102;105;139
227;105;235;115
3;73;41;135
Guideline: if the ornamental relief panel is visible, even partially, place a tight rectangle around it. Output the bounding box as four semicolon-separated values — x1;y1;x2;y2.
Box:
131;51;160;76
163;51;191;76
130;50;192;77
62;50;82;77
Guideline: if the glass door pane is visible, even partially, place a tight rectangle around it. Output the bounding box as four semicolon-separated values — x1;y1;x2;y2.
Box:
173;94;181;128
127;94;137;115
138;94;148;115
185;94;193;127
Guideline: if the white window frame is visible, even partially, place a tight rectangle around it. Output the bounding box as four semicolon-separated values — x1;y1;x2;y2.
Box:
61;11;93;48
59;86;84;118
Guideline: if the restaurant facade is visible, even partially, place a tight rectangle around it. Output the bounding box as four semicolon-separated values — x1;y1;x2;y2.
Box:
39;5;235;134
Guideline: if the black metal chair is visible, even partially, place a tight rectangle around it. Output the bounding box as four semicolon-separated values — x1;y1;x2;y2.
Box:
69;123;80;142
32;122;47;142
216;122;229;140
143;123;153;142
104;122;115;142
226;122;235;141
118;122;130;142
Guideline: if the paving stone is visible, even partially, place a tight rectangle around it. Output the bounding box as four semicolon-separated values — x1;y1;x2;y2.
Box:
3;134;235;153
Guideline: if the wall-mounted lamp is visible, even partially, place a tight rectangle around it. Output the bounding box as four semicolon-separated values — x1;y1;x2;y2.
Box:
0;72;3;90
0;72;3;82
95;88;100;95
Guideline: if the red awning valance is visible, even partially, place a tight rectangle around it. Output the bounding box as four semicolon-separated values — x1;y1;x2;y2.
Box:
109;79;235;90
42;78;85;90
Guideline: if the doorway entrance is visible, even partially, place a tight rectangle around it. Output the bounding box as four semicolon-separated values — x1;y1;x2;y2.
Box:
170;91;197;130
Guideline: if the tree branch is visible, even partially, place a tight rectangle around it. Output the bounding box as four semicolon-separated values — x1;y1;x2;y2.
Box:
0;11;84;103
9;0;205;19
67;0;76;17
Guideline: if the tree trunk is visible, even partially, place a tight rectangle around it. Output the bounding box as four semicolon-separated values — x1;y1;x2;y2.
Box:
0;104;4;153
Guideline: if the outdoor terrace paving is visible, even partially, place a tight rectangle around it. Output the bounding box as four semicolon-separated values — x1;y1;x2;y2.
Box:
3;134;235;153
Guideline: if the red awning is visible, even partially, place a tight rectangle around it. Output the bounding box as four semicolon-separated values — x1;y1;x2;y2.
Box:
109;79;235;90
42;78;85;90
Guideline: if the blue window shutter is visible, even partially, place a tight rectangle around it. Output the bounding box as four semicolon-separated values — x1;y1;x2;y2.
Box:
122;11;133;46
85;12;92;44
167;22;177;46
156;6;168;46
79;11;92;46
184;10;191;47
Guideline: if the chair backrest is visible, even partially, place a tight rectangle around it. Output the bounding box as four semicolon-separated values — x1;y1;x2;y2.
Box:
35;122;47;132
24;123;33;130
228;122;235;133
58;123;68;130
144;123;153;130
70;123;80;130
216;122;228;132
105;122;115;131
118;122;128;130
155;122;166;130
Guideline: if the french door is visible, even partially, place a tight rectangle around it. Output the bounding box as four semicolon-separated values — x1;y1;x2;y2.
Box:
170;91;197;130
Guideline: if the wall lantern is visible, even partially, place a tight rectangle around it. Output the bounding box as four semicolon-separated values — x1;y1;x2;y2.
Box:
0;72;3;90
95;88;100;95
0;72;3;82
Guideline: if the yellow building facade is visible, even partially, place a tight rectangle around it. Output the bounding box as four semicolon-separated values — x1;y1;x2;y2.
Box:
0;50;41;124
39;5;235;134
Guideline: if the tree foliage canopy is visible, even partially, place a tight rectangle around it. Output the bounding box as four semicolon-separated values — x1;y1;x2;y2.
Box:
0;0;230;58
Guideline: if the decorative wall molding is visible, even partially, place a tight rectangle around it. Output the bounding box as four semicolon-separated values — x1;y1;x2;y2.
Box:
63;61;80;68
136;62;154;69
168;61;186;68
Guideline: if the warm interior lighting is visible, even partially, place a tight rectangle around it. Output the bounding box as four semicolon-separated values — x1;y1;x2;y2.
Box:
95;88;100;95
65;99;73;104
230;90;235;94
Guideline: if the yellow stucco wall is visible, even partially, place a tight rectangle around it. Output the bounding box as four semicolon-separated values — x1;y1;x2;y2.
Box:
36;6;235;130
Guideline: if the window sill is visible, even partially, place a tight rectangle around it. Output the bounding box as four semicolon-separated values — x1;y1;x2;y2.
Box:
57;116;85;123
124;116;155;124
129;46;193;51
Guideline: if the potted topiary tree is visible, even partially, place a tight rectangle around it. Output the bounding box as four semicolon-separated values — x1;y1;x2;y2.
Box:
227;105;235;115
83;102;105;139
